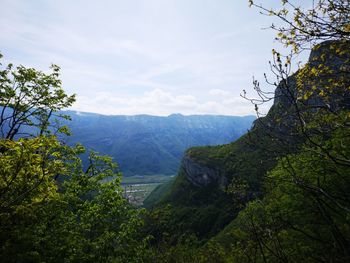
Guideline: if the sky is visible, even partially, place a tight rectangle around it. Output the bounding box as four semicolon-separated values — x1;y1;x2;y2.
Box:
0;0;309;116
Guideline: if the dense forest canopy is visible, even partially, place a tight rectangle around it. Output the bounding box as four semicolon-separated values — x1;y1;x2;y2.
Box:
215;1;350;262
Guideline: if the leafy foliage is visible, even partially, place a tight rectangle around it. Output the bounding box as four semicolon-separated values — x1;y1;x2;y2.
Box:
145;1;350;262
1;1;350;262
0;57;75;139
201;1;350;262
249;0;350;52
215;123;350;262
0;54;149;262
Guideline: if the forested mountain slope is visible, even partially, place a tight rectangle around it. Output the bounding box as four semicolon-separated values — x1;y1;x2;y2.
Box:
145;40;350;259
64;113;255;176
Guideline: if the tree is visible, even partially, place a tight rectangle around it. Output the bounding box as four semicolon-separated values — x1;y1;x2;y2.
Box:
249;0;350;53
0;54;149;262
224;126;350;262
0;53;76;216
218;1;350;262
0;54;75;140
244;1;350;176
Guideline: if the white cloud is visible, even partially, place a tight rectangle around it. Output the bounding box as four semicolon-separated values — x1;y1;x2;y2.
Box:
0;0;299;116
209;89;231;96
72;88;259;116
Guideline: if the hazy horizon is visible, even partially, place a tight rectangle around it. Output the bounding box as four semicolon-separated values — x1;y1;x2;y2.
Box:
67;109;257;118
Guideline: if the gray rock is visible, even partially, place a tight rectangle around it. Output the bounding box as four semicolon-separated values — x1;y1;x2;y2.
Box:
181;155;220;187
181;40;350;189
274;40;350;111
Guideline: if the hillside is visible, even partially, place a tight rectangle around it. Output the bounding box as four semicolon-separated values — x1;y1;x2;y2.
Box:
145;40;350;244
64;113;255;176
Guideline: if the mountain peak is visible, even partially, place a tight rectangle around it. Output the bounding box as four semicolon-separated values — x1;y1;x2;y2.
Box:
168;113;184;118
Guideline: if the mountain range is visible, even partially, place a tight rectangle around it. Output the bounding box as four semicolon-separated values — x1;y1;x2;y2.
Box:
64;112;255;176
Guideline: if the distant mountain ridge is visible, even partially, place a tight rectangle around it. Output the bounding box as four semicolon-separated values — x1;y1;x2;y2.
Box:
64;112;255;176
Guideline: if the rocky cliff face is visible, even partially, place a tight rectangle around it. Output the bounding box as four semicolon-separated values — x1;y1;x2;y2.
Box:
274;40;350;110
181;40;350;189
145;39;350;241
181;155;222;187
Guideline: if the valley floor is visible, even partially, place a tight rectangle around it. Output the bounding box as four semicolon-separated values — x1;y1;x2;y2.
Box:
121;175;174;206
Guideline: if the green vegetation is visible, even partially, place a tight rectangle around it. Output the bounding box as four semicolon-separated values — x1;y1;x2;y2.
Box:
144;0;350;262
1;0;350;262
144;123;284;241
215;127;350;261
0;59;149;262
143;177;176;208
65;111;254;176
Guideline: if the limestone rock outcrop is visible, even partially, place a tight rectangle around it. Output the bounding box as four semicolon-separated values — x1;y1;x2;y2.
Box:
181;154;220;187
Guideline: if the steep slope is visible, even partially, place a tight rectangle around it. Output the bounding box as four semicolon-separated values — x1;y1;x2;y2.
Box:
64;113;255;176
146;40;350;240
